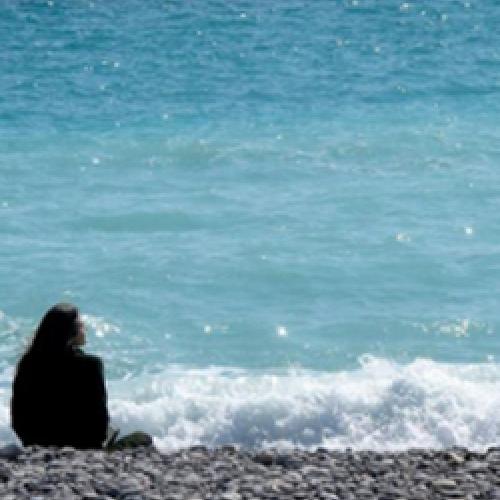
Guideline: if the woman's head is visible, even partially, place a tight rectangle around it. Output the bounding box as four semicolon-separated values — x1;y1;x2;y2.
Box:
29;303;85;355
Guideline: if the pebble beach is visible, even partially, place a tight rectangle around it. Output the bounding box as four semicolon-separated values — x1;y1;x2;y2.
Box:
1;445;500;500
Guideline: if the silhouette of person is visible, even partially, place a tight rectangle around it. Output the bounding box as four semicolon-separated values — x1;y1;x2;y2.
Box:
11;303;109;449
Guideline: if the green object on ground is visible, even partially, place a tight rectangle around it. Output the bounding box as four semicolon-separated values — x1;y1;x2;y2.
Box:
109;431;153;450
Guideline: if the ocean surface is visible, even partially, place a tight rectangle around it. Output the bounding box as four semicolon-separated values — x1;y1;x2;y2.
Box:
1;0;500;451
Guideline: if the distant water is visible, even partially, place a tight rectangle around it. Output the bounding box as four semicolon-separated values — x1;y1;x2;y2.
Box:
1;0;499;450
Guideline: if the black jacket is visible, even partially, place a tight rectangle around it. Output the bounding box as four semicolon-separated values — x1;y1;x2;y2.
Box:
11;347;109;449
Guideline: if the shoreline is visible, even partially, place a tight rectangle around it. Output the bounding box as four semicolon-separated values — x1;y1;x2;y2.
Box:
1;445;499;499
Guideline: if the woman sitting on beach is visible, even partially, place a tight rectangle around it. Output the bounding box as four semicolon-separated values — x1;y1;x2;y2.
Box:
11;303;109;449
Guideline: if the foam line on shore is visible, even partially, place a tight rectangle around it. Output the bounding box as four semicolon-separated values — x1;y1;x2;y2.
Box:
108;356;500;451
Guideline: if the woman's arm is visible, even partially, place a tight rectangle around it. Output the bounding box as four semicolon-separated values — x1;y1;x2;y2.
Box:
78;354;110;448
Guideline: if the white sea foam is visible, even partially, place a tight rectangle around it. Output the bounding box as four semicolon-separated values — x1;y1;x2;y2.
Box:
82;314;121;338
1;356;498;451
412;319;492;338
105;357;500;451
0;310;30;337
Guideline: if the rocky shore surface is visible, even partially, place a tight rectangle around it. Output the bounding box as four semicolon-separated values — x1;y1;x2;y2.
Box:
1;445;500;499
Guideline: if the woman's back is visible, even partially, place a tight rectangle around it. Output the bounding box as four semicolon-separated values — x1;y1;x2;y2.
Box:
11;304;109;449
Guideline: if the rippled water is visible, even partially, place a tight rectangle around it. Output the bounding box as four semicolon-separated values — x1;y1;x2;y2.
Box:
1;0;499;449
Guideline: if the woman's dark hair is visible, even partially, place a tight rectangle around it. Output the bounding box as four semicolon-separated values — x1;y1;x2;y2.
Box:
24;303;80;358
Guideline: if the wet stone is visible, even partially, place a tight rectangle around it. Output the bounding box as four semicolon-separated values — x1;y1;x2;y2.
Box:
446;452;466;465
253;451;274;466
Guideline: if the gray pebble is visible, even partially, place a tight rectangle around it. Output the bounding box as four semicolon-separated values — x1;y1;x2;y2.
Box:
253;451;274;466
433;478;457;488
0;443;23;461
220;493;242;500
1;446;500;500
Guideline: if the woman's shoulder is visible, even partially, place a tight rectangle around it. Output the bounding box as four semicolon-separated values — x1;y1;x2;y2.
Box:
69;348;104;372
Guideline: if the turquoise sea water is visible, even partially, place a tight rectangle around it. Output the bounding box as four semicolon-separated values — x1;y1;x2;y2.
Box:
1;0;500;450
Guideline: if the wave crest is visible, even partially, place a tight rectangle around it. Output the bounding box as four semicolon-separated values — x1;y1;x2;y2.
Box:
106;356;500;451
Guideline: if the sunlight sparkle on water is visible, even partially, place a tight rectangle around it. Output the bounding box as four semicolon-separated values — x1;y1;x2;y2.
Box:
276;326;288;337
